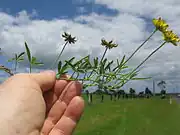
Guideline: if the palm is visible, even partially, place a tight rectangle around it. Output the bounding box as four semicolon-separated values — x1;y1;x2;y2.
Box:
0;74;84;135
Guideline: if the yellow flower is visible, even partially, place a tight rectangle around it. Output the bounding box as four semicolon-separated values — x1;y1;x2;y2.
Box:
163;30;180;46
101;39;118;49
152;17;169;32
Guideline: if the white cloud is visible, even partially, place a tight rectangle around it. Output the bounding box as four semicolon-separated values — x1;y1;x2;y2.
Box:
76;7;87;14
0;1;180;92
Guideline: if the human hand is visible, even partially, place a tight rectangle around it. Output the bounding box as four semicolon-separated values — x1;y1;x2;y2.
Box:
0;71;85;135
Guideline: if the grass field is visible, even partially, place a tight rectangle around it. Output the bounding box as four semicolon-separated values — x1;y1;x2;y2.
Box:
74;95;180;135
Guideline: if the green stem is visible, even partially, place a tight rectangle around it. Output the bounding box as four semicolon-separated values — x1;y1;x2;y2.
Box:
51;42;68;70
14;60;17;73
87;48;108;80
131;41;166;75
124;29;157;65
115;29;157;74
114;41;167;88
100;47;110;90
71;71;76;79
75;72;80;80
100;47;108;63
29;63;32;73
82;72;87;85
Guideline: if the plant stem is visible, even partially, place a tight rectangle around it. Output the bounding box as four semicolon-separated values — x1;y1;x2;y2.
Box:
124;29;157;65
115;29;157;74
71;71;76;79
99;47;109;92
51;42;68;70
112;29;157;84
75;72;80;80
131;41;166;75
29;63;32;73
87;47;108;79
0;65;14;76
100;47;108;63
114;41;167;88
82;72;87;85
14;60;17;73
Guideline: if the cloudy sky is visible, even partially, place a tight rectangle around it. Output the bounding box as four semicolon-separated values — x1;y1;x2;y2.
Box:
0;0;180;93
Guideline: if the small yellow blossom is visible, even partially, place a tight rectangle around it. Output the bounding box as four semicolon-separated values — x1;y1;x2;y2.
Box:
163;30;180;46
152;17;169;32
101;39;118;49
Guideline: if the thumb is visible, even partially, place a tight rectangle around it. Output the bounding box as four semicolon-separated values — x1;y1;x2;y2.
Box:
30;70;56;92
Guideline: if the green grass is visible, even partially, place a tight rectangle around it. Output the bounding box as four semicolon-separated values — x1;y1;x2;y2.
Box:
74;95;180;135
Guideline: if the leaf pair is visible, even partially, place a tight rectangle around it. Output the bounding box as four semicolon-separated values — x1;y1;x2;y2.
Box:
25;42;43;72
8;52;25;63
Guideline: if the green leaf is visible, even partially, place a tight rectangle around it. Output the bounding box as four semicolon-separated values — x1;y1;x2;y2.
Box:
58;61;62;73
31;56;37;64
17;52;25;59
120;55;126;66
65;60;76;71
74;56;88;67
132;77;152;80
105;60;113;71
7;58;15;62
102;58;107;65
17;58;24;62
56;73;61;79
93;57;99;68
62;71;68;74
129;71;138;79
61;57;75;72
25;42;31;63
34;62;44;66
61;64;69;73
15;54;18;60
113;55;126;71
100;64;105;74
68;57;76;63
78;69;85;73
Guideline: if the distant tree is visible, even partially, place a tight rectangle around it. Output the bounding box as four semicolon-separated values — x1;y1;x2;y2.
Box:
89;93;93;104
129;88;136;98
117;90;125;99
157;80;167;99
160;89;166;94
109;89;115;101
157;80;166;90
138;91;144;98
125;93;129;99
160;89;166;99
145;87;153;98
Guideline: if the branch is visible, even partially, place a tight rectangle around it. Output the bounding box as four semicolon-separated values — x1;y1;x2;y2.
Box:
0;65;14;76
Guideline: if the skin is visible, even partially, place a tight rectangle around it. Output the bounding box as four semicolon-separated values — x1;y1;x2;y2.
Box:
0;70;85;135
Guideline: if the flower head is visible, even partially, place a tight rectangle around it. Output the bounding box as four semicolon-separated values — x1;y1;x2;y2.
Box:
152;17;169;32
163;30;180;46
101;39;118;49
62;32;77;44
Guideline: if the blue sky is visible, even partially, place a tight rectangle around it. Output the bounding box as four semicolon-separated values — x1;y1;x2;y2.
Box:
0;0;118;20
0;0;180;93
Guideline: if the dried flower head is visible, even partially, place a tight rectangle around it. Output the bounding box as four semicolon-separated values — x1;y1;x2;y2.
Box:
62;32;77;44
101;39;118;49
